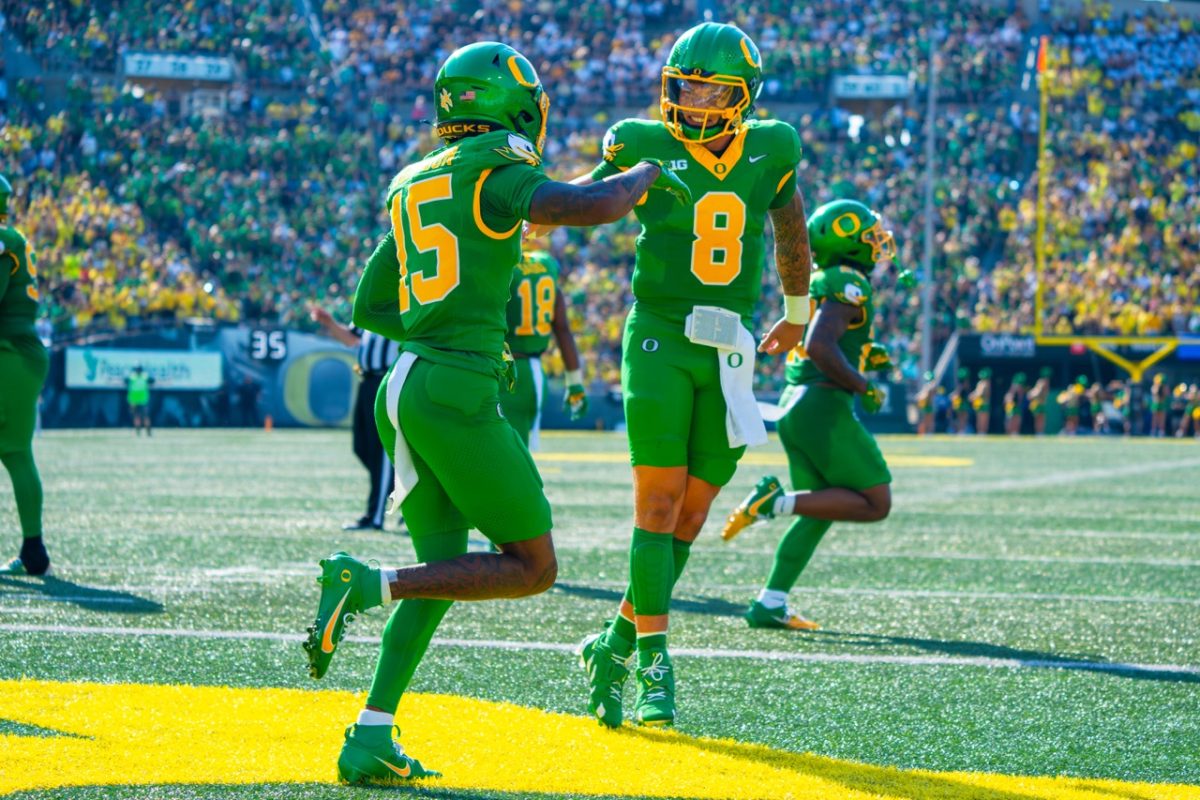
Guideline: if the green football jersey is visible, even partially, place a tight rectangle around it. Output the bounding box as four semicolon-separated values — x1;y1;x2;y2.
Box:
591;118;800;324
506;250;560;356
0;225;39;338
785;265;874;386
353;130;550;376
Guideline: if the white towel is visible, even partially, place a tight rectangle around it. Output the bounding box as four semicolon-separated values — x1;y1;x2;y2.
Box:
383;351;420;513
719;327;769;448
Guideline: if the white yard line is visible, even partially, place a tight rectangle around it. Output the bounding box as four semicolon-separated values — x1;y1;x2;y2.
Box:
1;622;1195;676
5;581;1198;607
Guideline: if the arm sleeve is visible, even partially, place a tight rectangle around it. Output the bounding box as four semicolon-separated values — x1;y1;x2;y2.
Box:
352;231;407;341
769;123;803;209
480;163;552;224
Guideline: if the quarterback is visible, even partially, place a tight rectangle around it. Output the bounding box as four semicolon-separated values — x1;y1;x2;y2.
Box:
541;22;814;728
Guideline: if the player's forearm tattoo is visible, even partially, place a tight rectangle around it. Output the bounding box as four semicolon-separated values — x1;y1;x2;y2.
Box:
387;553;554;601
529;163;658;226
771;192;813;296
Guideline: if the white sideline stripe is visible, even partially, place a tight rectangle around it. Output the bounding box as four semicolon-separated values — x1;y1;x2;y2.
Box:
2;622;1196;676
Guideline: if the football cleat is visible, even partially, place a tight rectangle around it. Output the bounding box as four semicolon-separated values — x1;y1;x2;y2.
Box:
576;628;631;729
745;600;820;631
633;647;676;727
722;475;783;541
337;724;440;784
302;552;377;679
0;557;50;576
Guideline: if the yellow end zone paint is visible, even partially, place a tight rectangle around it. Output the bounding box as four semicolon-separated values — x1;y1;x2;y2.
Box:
535;452;973;468
2;680;1195;799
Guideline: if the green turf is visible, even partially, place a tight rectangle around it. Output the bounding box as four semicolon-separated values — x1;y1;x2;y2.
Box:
2;430;1199;798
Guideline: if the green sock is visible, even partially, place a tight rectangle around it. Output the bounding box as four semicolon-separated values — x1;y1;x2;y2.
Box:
364;531;465;713
1;450;42;539
630;527;673;652
766;517;832;593
611;537;693;648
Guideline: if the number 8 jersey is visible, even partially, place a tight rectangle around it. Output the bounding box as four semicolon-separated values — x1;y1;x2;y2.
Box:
355;130;550;375
589;118;801;325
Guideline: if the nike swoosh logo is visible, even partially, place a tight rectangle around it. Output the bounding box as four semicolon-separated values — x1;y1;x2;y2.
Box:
746;486;778;516
320;589;351;653
374;755;412;778
748;154;767;163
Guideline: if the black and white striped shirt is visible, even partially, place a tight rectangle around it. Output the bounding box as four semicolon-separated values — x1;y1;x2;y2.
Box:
355;329;400;376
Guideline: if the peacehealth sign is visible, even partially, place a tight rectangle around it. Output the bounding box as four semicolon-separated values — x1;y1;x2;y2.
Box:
65;348;223;391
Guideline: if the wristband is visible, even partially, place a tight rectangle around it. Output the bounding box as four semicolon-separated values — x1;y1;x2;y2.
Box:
784;295;811;325
565;369;583;386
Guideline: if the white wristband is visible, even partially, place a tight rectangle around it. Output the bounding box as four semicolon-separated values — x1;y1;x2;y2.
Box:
565;369;583;386
784;295;811;325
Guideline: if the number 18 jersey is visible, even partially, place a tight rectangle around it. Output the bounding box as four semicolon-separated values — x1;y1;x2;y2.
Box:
506;250;561;356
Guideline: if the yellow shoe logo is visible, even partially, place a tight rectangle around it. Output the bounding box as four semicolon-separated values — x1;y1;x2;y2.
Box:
374;756;412;778
320;590;351;654
340;569;352;583
746;486;778;517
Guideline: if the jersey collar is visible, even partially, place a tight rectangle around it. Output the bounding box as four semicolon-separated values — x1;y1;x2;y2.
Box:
683;127;747;182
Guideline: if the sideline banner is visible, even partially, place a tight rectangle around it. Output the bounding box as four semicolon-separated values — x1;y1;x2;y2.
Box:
65;348;223;391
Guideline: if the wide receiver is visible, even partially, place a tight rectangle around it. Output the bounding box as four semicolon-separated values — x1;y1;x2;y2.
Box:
301;42;690;784
721;199;898;630
500;249;587;447
532;22;814;728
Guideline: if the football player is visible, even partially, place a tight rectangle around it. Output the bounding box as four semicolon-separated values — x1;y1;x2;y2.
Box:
532;22;813;728
721;200;897;631
0;175;51;576
301;42;691;784
500;249;587;448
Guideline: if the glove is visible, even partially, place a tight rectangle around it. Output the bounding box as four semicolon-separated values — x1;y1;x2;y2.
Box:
500;347;517;393
864;343;894;373
564;384;588;421
638;158;692;206
861;382;885;414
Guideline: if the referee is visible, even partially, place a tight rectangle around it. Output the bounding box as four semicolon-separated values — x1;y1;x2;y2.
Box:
311;305;400;531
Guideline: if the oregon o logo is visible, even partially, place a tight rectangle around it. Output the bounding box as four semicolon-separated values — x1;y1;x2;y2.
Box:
727;352;744;368
715;163;727;175
642;338;660;353
340;569;352;582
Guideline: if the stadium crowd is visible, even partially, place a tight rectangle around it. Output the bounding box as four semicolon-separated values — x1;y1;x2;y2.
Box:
2;0;1197;391
971;6;1200;337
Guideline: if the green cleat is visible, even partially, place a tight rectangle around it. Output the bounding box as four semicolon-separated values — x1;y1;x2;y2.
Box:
0;557;50;576
337;724;440;784
745;599;820;631
302;552;378;680
722;475;783;541
632;647;676;727
576;627;631;728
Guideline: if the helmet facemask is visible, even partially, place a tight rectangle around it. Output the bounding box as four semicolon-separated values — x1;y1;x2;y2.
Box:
660;68;750;144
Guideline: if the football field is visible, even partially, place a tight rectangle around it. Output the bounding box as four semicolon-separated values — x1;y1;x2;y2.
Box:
1;429;1198;799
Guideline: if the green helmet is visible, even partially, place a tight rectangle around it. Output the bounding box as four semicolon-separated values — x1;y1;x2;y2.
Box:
0;174;11;218
807;199;897;271
433;42;550;154
661;22;762;144
1013;372;1027;386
